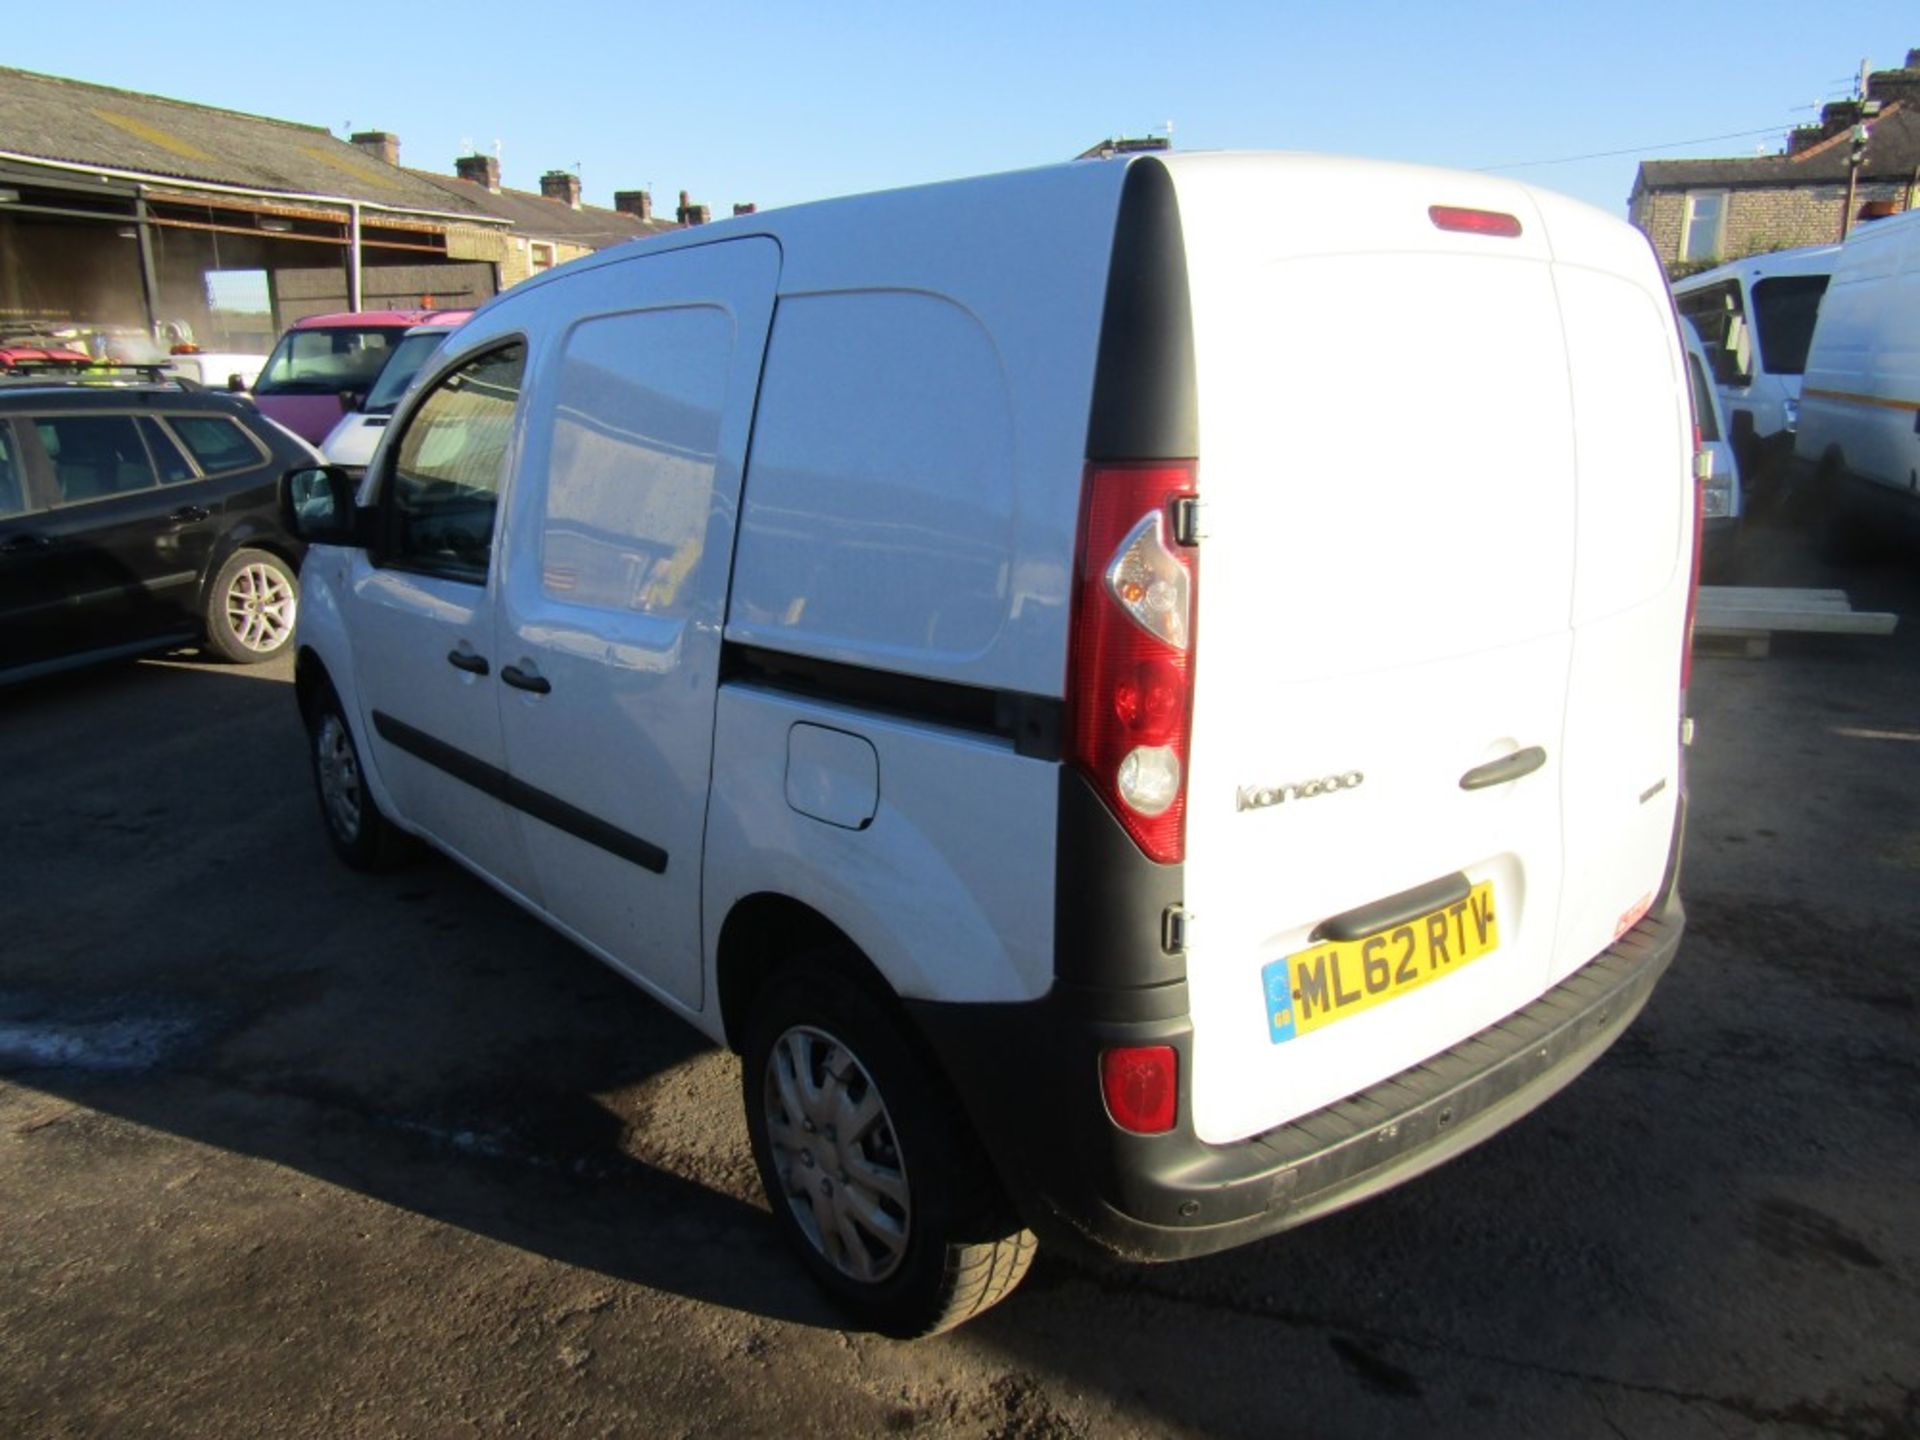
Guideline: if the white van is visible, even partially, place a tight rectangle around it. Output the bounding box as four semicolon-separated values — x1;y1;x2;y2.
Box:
1674;244;1837;504
1794;208;1920;534
281;152;1696;1336
318;318;467;475
1682;321;1743;568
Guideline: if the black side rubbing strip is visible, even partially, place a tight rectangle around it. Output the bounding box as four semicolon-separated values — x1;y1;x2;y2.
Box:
1086;156;1198;461
1459;745;1547;791
371;711;667;874
721;644;1063;761
1312;873;1473;944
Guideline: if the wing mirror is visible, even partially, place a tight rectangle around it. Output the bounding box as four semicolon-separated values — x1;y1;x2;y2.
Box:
282;465;367;546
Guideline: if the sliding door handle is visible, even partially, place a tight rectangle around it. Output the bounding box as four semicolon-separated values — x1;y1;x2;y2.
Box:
500;664;551;695
1460;745;1547;791
446;649;490;676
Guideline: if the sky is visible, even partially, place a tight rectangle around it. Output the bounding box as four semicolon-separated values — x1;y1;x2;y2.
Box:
5;2;1918;220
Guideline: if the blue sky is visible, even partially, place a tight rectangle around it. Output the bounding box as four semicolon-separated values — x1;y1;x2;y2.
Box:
6;3;1916;219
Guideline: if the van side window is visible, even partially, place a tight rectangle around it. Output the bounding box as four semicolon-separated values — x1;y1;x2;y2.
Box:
384;342;525;584
1675;280;1747;386
1749;275;1829;378
1685;353;1720;442
540;308;732;615
732;292;1016;656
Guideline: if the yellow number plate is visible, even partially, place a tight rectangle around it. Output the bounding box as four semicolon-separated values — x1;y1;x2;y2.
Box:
1261;881;1500;1044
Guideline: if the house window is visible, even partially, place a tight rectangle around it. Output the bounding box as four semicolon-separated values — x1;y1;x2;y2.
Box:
1682;191;1727;263
530;242;556;273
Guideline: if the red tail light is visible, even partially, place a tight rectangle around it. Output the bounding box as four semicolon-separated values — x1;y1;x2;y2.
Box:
1067;461;1199;864
1100;1045;1178;1135
1682;425;1706;694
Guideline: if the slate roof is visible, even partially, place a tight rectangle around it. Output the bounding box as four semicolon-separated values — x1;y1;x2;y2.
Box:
0;65;494;219
404;170;678;247
1634;103;1920;194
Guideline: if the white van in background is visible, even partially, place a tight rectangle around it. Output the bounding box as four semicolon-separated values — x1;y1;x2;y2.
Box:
1674;243;1837;506
319;317;468;475
1682;322;1742;571
281;152;1695;1336
1794;208;1920;540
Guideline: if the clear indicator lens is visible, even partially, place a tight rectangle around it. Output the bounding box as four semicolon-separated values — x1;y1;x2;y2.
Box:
1117;744;1182;816
1105;512;1190;650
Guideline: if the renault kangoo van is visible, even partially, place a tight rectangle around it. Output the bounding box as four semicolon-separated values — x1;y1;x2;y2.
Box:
281;152;1697;1336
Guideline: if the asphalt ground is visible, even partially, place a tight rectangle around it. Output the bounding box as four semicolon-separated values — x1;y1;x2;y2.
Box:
1;518;1915;1439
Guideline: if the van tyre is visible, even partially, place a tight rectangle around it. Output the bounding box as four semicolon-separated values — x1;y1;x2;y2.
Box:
307;683;410;871
742;963;1036;1336
206;547;298;663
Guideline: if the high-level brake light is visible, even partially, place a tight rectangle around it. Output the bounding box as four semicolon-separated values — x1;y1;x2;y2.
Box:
1429;205;1523;238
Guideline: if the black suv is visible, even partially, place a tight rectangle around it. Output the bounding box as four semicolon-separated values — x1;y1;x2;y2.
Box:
0;378;314;683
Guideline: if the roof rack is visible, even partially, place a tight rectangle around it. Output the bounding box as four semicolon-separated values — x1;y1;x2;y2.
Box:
0;360;206;390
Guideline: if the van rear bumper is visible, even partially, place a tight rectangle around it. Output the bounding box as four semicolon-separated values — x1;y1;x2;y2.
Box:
907;891;1683;1264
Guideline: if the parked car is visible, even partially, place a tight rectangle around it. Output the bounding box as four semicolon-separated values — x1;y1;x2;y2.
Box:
253;310;462;445
1793;207;1920;545
0;378;316;683
283;151;1694;1336
1673;244;1836;509
1682;320;1742;574
318;314;471;474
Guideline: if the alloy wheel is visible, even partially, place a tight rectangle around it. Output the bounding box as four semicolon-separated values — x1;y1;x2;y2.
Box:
224;561;296;654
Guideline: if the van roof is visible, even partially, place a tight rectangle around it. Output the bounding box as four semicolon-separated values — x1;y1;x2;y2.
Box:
489;150;1628;306
288;309;471;330
1672;243;1842;292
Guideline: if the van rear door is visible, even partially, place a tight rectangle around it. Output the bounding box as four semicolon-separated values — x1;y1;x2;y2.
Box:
1160;156;1685;1146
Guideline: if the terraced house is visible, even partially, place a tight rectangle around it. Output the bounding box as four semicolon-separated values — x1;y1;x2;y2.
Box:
1631;49;1920;274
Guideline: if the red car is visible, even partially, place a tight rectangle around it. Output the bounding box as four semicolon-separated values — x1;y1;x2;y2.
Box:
252;310;471;444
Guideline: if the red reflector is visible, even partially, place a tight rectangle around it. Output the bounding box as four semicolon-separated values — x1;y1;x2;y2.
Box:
1429;205;1523;238
1100;1045;1178;1135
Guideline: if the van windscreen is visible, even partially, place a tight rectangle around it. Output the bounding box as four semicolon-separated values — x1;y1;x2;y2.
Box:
254;326;404;396
1750;275;1828;377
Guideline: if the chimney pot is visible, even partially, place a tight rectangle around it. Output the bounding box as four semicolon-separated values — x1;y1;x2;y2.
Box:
350;131;400;167
614;189;654;222
733;203;757;217
455;153;501;194
540;169;583;210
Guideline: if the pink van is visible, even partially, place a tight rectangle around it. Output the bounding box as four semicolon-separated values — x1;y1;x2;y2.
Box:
252;310;470;444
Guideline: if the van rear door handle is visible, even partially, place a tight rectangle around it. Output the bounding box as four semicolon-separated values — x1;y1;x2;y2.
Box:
500;664;551;695
1460;745;1547;790
446;650;490;676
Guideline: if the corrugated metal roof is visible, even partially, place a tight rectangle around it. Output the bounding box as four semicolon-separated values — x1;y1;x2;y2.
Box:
0;65;493;218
